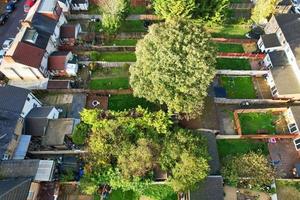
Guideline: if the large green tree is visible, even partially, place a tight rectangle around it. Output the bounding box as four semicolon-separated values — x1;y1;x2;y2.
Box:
251;0;278;24
222;152;275;190
79;108;210;194
99;0;129;33
153;0;196;19
130;20;216;119
153;0;229;22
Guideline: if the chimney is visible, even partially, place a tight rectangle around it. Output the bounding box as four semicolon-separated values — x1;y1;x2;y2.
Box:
20;20;32;28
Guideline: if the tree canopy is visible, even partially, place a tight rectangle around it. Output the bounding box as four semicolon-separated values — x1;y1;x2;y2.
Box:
79;107;210;194
222;152;275;190
99;0;129;33
251;0;278;24
153;0;196;19
153;0;229;22
130;20;216;119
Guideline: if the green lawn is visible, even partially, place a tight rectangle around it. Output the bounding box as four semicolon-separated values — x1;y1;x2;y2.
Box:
129;6;147;14
238;112;278;135
207;24;250;38
217;139;269;160
119;20;147;32
89;77;130;90
220;76;256;99
109;185;176;200
88;4;102;15
90;52;136;62
216;43;244;53
216;58;252;70
276;180;300;199
103;39;138;46
109;189;139;200
91;66;129;78
109;94;159;111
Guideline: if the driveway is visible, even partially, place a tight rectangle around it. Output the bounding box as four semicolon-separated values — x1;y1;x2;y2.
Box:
0;0;26;46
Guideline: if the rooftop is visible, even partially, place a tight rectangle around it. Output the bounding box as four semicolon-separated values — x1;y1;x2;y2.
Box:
60;25;76;38
48;51;70;70
269;51;300;95
38;0;58;13
0;178;32;200
261;33;281;48
12;42;45;68
0;159;54;181
42;118;75;146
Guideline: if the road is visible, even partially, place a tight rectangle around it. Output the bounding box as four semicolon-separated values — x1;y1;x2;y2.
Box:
0;0;26;46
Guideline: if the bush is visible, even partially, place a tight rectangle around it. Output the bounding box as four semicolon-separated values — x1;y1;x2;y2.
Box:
72;123;90;145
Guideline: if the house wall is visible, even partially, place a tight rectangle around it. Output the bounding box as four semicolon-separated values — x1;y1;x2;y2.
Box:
27;182;40;200
71;1;89;11
0;60;46;81
47;107;59;119
264;16;279;34
58;0;70;13
21;93;42;117
4;118;23;160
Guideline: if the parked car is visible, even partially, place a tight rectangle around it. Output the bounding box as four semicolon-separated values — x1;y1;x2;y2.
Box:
0;49;5;64
5;2;16;13
0;13;9;25
24;0;36;13
2;38;14;51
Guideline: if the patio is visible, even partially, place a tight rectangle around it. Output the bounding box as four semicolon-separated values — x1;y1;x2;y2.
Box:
86;94;108;110
252;77;273;99
268;139;300;178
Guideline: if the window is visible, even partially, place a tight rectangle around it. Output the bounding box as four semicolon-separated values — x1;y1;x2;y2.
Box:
27;191;34;199
26;97;30;101
289;123;298;133
33;103;37;108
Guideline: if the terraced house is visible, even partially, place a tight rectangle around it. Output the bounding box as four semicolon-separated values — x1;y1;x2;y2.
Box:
0;0;67;88
258;14;300;99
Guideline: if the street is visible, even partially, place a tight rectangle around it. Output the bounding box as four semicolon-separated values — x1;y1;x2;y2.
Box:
0;0;26;46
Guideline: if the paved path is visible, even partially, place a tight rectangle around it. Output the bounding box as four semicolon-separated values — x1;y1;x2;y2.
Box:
0;0;26;46
212;38;257;44
79;61;135;67
229;3;254;10
67;14;159;21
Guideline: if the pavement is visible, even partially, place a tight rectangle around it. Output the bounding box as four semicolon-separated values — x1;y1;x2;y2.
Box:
0;0;26;46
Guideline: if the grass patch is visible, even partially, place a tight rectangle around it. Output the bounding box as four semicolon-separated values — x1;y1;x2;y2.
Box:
220;76;256;99
129;6;147;14
109;185;176;200
207;24;250;38
90;52;136;62
92;66;129;78
103;39;138;46
238;112;278;135
109;189;139;200
217;139;269;160
119;20;146;32
216;58;251;70
141;185;177;200
109;94;159;111
216;43;244;53
276;180;300;200
89;77;130;90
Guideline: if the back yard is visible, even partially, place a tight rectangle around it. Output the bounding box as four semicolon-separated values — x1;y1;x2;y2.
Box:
217;139;269;160
108;94;159;111
108;185;177;200
220;76;256;99
238;112;278;135
216;58;252;70
216;43;244;53
90;52;136;62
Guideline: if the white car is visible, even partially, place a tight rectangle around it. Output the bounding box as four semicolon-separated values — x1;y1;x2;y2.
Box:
2;38;14;51
0;49;5;64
